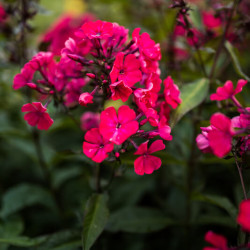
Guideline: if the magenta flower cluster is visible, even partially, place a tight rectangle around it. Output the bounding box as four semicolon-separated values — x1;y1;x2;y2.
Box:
13;20;182;175
196;79;249;158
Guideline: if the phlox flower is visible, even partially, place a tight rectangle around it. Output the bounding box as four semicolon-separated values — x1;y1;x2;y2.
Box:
83;128;114;163
202;11;222;30
99;105;139;145
203;231;228;250
163;76;181;109
13;64;35;90
132;28;161;60
231;108;250;129
210;79;248;101
80;112;100;131
21;102;53;130
110;80;132;102
196;113;235;158
134;140;165;175
237;199;250;232
79;92;93;106
110;52;142;87
81;20;113;39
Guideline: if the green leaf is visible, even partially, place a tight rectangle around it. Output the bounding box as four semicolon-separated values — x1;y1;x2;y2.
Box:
0;184;58;218
192;193;237;219
0;236;47;247
82;194;109;250
225;41;250;81
37;230;81;250
170;78;209;127
106;207;173;233
196;215;235;228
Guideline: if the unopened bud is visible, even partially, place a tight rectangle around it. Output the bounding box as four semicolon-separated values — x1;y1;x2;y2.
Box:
26;82;37;89
86;73;96;79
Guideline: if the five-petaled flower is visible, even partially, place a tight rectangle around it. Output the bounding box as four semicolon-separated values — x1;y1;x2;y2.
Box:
99;105;139;145
21;102;53;130
210;79;248;101
134;140;165;175
83;128;114;163
81;20;114;39
196;113;235;158
237;199;250;232
110;52;142;87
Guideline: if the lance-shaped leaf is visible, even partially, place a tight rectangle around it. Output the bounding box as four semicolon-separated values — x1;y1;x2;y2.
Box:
225;41;250;81
170;78;209;127
106;206;173;233
82;194;109;250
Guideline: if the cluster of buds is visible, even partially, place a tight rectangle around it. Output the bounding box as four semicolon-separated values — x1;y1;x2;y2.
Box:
196;79;249;158
13;20;182;175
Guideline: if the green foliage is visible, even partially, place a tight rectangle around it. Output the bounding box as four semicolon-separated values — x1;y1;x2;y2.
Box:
107;206;173;233
171;78;209;127
82;194;109;250
0;184;58;218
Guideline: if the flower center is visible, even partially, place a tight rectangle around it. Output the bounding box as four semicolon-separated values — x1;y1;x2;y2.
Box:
116;123;121;129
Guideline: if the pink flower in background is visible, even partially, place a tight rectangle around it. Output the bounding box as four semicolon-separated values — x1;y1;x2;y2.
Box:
81;20;113;39
83;128;114;163
0;4;6;23
202;11;222;29
134;140;165;175
196;126;213;154
163;76;181;109
132;28;161;60
79;92;93;106
197;113;234;158
110;52;142;86
21;102;53;130
231;108;250;129
237;199;250;232
110;80;132;102
13;64;35;90
210;79;248;101
99;105;139;145
203;231;228;250
40;14;94;55
80;112;100;131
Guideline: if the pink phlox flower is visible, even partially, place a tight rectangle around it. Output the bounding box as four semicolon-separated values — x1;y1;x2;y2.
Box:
208;113;234;158
232;108;250;129
80;112;100;131
134;140;165;175
79;92;93;106
110;80;132;102
134;83;158;110
83;128;114;163
40;14;93;55
99;105;139;145
158;117;173;141
145;73;161;93
202;11;222;30
163;76;181;109
196;126;213;154
203;231;228;250
143;108;159;127
159;102;171;124
13;64;35;90
110;52;142;87
21;102;53;130
237;199;250;232
139;54;160;74
65;78;86;107
0;4;7;23
102;23;129;53
61;37;92;61
187;28;205;47
239;136;250;156
210;79;248;101
28;52;54;71
81;20;114;39
132;28;161;60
